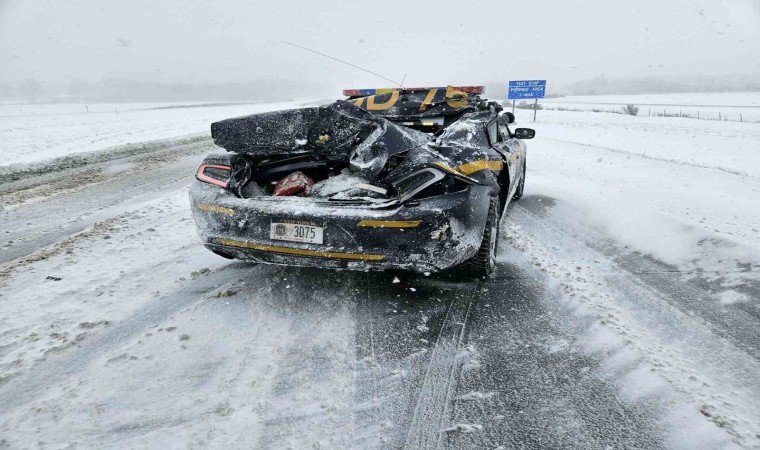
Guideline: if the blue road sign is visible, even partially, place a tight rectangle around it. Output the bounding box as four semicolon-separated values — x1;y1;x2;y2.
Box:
508;80;546;100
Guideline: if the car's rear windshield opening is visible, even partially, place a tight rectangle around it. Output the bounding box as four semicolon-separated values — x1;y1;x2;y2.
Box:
388;116;445;134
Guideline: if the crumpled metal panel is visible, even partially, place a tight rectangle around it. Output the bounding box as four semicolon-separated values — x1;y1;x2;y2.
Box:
211;101;430;179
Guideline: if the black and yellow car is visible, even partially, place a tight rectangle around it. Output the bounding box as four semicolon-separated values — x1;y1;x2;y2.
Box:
189;86;534;277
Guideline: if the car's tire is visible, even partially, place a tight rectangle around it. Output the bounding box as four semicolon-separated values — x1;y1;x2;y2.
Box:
462;197;499;278
512;160;526;200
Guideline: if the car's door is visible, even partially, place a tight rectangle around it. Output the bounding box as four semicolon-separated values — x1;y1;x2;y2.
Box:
489;118;520;197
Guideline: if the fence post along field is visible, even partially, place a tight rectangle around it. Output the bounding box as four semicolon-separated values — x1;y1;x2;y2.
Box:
542;94;759;124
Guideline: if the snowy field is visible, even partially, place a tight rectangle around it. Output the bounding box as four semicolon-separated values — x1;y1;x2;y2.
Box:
0;101;311;168
508;104;760;285
1;95;760;448
539;92;760;122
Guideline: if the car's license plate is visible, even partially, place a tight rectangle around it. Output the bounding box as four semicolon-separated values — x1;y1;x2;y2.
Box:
270;222;324;244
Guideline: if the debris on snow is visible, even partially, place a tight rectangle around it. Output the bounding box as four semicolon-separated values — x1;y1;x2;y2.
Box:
440;423;483;433
456;391;496;401
78;320;109;329
190;268;210;278
214;289;237;298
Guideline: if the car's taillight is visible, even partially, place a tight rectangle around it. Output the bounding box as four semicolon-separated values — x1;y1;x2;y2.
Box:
196;164;232;188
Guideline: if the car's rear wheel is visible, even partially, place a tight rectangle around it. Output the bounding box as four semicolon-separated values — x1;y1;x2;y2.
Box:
462;197;499;278
513;160;526;200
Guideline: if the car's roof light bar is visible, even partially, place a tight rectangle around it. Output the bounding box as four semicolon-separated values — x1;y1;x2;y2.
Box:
343;86;484;96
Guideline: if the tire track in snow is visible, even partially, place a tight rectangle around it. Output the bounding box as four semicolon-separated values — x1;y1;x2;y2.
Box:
402;281;479;450
445;246;667;449
349;272;454;449
0;139;214;265
508;199;760;447
253;267;361;449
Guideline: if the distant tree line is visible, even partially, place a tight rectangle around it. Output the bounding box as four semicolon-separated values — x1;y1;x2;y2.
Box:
484;74;760;99
559;74;760;96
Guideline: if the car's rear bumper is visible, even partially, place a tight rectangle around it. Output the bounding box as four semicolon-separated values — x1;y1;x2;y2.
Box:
189;182;492;273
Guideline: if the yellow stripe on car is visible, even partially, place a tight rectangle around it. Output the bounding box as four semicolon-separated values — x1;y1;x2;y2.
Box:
433;162;461;174
219;239;385;261
197;203;235;216
457;160;503;175
357;220;423;228
434;160;503;176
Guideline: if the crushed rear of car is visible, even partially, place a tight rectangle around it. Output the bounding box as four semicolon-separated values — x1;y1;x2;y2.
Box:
189;86;531;277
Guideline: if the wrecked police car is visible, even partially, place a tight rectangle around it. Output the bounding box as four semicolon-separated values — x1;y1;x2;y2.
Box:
189;86;534;277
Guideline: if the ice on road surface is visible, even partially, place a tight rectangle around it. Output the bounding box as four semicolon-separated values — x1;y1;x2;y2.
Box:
1;98;759;448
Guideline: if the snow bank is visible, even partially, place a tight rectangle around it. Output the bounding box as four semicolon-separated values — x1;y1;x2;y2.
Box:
0;100;312;168
520;109;760;178
526;132;760;279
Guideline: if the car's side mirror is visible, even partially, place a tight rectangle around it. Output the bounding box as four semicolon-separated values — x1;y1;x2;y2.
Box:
503;112;516;124
514;128;535;139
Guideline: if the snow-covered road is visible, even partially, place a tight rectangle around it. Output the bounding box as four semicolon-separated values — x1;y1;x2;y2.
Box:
1;106;758;449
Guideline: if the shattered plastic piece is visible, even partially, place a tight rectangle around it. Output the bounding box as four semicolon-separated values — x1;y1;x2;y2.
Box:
273;171;314;197
353;183;388;195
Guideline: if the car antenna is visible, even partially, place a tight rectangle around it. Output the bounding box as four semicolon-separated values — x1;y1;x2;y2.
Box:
281;40;404;88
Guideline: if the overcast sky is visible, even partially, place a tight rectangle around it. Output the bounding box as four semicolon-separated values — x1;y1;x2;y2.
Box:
1;0;758;90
